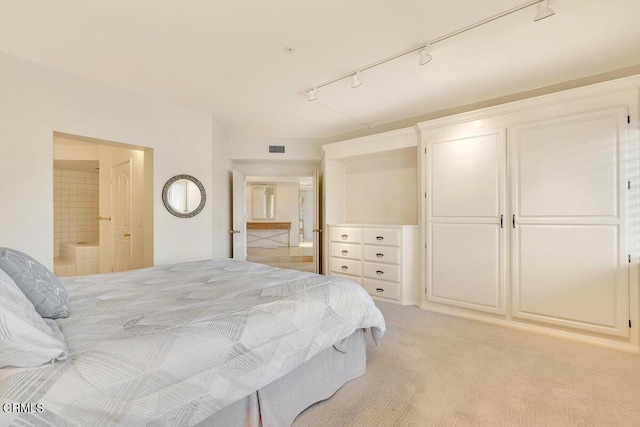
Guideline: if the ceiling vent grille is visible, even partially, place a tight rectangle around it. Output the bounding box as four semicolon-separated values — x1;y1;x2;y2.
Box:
268;145;286;154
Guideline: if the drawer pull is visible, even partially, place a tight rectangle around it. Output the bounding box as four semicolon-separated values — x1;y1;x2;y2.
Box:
341;250;348;256
376;236;384;240
376;253;384;258
341;234;349;240
341;265;348;272
376;288;384;293
376;270;384;275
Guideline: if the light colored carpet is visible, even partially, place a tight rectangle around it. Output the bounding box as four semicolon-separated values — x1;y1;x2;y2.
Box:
294;302;640;426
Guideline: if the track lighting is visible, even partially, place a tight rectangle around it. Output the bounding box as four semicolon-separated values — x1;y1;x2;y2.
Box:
418;47;433;65
534;0;555;21
351;72;362;88
307;88;318;102
304;0;556;102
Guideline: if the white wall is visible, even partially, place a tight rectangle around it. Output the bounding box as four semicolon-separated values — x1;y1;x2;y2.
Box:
228;137;322;162
0;52;230;268
211;121;232;258
343;149;417;224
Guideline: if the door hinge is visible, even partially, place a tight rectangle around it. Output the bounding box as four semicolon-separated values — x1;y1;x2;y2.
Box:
424;148;427;154
425;192;427;198
629;254;632;263
629;320;632;328
628;181;631;190
627;115;631;124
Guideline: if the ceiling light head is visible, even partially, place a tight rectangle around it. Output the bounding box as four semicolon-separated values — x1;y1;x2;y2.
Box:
307;88;318;101
419;47;433;65
351;72;362;88
534;0;555;22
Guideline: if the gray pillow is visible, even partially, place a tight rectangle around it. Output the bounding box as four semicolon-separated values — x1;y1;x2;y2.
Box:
0;248;69;319
0;268;67;368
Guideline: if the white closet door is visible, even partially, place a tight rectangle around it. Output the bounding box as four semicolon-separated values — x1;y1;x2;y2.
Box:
426;130;506;314
510;108;629;337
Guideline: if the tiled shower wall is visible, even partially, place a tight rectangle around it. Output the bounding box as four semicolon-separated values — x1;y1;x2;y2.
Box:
53;168;99;258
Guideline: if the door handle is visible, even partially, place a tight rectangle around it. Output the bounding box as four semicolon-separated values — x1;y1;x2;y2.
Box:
123;233;131;237
312;229;323;233
229;230;241;234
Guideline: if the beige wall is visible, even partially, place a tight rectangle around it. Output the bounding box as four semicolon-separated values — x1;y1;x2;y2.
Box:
246;181;300;247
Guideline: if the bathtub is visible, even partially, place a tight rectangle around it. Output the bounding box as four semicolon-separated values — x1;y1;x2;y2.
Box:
56;241;100;276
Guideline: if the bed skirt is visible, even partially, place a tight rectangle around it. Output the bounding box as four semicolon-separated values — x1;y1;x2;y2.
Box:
195;328;367;427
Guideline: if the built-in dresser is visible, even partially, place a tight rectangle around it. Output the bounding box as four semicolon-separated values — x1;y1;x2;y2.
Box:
322;127;420;305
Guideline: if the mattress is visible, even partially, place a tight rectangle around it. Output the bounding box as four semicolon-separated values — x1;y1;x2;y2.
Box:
0;259;385;426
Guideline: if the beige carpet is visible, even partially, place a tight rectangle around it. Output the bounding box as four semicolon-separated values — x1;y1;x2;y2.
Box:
294;302;640;426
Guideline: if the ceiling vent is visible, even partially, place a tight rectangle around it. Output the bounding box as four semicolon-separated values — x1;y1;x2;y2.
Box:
268;145;285;154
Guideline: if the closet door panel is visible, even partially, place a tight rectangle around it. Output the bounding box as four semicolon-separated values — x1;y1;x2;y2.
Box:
514;225;624;333
431;134;501;218
426;130;506;314
510;107;628;337
516;116;618;218
430;223;502;311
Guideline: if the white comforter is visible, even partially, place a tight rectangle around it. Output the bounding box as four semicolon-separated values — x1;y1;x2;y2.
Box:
0;259;385;426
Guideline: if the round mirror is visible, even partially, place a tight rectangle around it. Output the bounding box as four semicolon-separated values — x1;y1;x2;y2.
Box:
162;174;206;218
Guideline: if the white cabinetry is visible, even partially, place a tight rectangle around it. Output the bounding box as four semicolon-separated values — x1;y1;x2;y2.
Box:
328;224;418;305
323;127;420;306
419;83;638;347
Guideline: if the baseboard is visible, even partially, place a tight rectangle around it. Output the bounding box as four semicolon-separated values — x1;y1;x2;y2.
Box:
420;302;640;354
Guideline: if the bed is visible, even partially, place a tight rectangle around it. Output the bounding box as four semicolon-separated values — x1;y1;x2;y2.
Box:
0;258;386;426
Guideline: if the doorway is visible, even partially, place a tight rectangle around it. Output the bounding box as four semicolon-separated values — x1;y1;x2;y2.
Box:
234;173;319;273
52;132;153;276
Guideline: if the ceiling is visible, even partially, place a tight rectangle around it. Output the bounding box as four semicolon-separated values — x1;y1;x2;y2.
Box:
1;0;639;139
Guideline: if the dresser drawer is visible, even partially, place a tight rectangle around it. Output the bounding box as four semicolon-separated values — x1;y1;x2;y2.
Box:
330;227;362;244
330;243;362;260
363;246;400;264
330;258;361;276
363;262;400;282
363;228;400;246
363;279;399;301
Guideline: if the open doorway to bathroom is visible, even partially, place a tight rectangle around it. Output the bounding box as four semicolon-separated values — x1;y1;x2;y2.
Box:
244;176;315;273
52;132;153;277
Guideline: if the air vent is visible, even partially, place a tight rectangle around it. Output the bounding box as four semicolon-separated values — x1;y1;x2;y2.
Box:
268;145;285;154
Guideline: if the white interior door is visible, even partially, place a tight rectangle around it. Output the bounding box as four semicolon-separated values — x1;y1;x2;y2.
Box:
111;161;131;272
426;130;507;314
232;169;247;260
510;108;629;337
313;170;322;274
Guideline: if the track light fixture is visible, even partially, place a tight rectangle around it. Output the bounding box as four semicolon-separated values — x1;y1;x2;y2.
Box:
534;0;555;22
303;0;554;102
351;72;362;88
307;88;318;102
418;47;433;66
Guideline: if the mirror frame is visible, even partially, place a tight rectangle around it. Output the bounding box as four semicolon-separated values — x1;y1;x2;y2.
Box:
162;174;206;218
